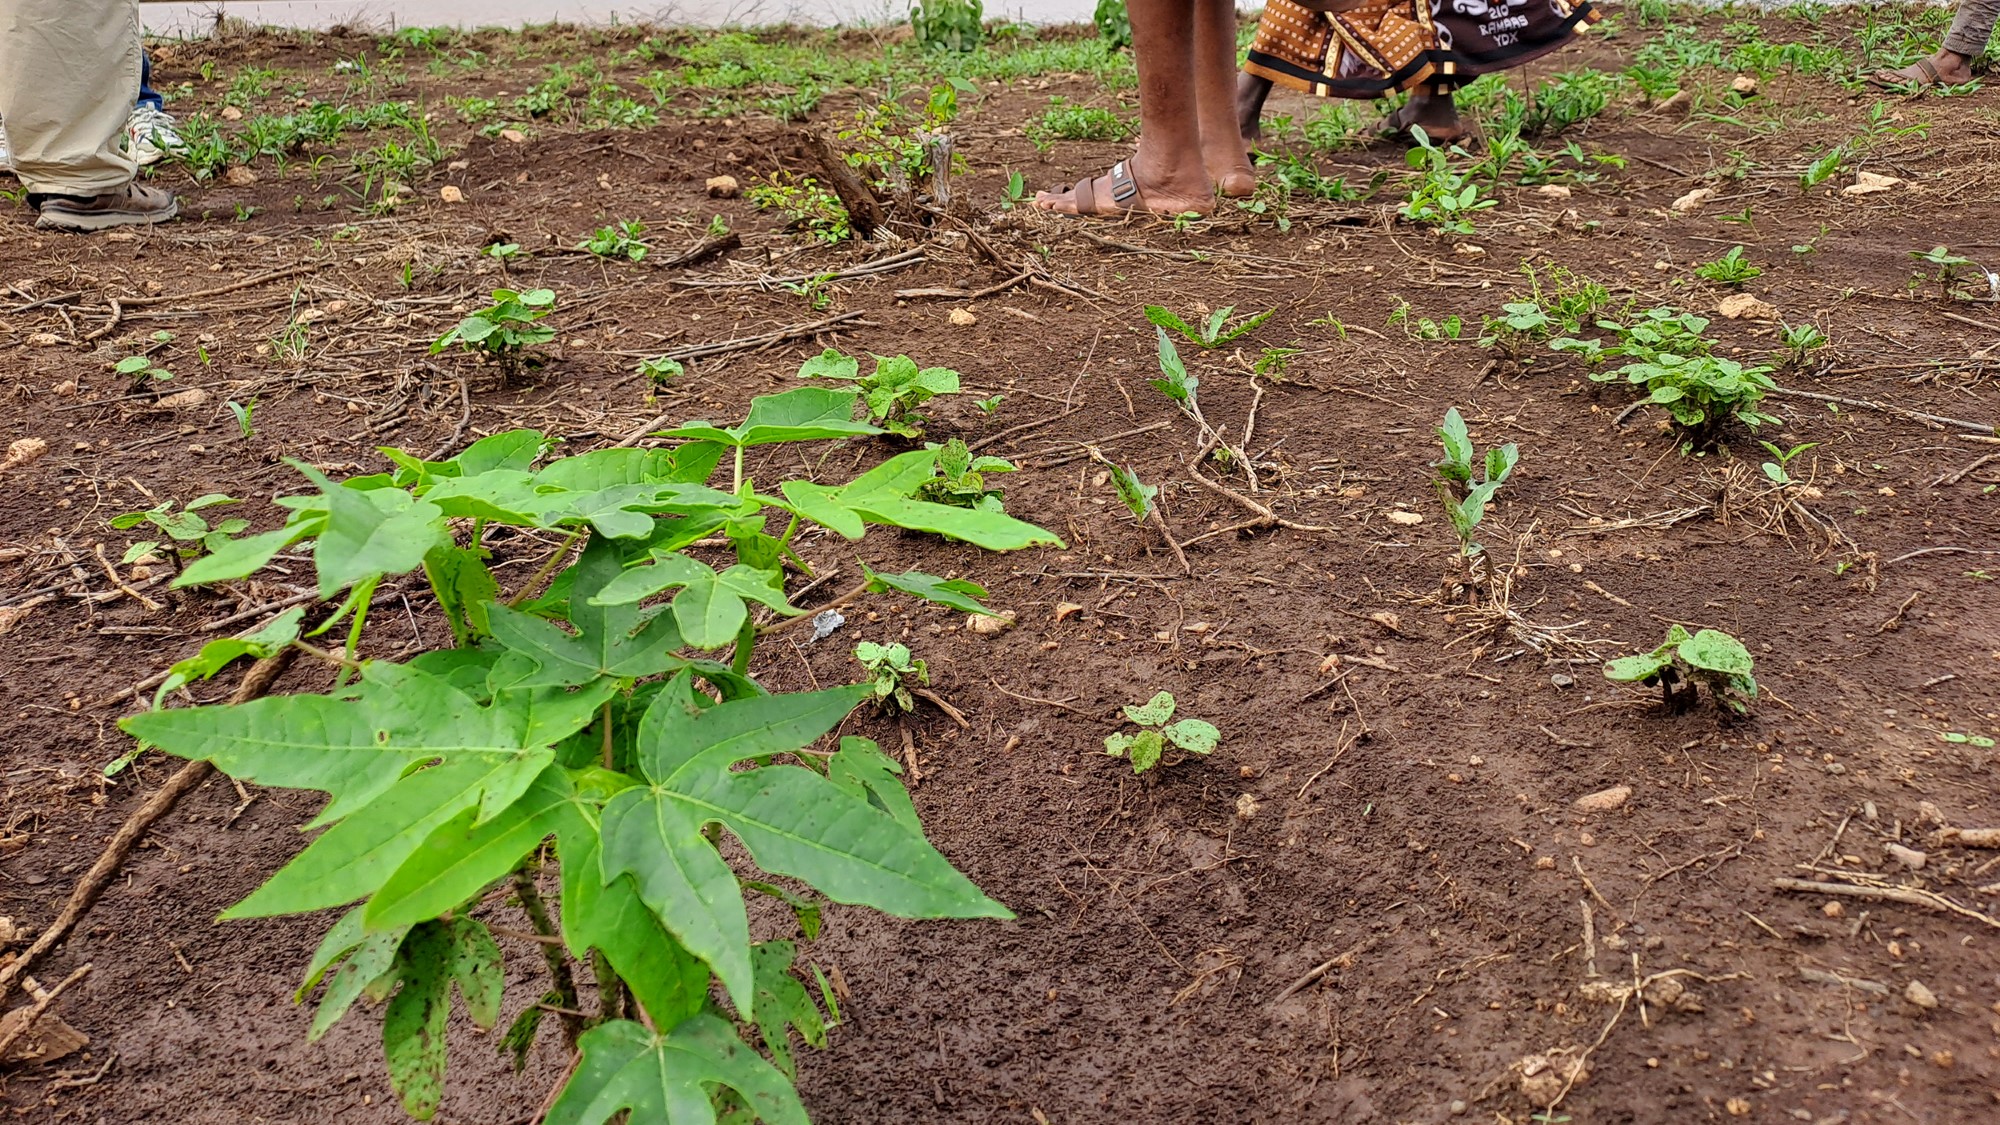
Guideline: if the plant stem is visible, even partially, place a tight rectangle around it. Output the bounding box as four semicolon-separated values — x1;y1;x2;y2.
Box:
333;576;377;690
507;530;582;607
511;865;583;1049
591;950;629;1022
599;701;614;769
731;616;757;676
732;444;745;494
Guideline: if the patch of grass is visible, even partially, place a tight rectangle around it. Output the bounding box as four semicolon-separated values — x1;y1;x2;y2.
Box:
1025;97;1133;149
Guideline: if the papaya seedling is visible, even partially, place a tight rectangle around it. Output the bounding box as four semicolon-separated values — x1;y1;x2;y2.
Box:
430;287;555;376
914;438;1013;511
110;493;249;571
1603;624;1758;714
797;347;961;438
1146;303;1274;349
114;352;173;386
120;380;1064;1122
636;354;685;384
1432;408;1518;582
1104;691;1221;773
854;641;928;713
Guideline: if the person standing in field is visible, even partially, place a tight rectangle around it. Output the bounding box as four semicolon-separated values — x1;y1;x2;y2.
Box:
1031;0;1255;217
1237;0;1601;146
0;0;178;230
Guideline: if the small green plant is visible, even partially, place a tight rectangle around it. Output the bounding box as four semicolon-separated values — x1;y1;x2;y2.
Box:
579;220;649;263
705;214;731;238
975;394;1005;414
1145;304;1274;349
1603;624;1758;714
430;287;556;375
747;171;850;243
483;241;522;262
797;348;961;438
636;355;685;385
1939;730;1997;748
1093;0;1132;48
1025;97;1133;149
854;641;928;714
1693;246;1763;287
1757;439;1818;485
1107;460;1157;521
1553;308;1780;442
227;399;257;439
1253;346;1302;380
914;439;1013;511
910;0;984;52
779;272;836;311
999;170;1028;209
1910;245;1990;300
1432;408;1519;570
1103;691;1221;773
1400;127;1497;235
111;494;249;569
115;353;173;385
1801;144;1847;190
1774;322;1828;369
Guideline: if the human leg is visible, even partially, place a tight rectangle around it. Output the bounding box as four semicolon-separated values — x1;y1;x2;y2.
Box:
0;0;141;195
1378;82;1465;144
1869;0;1993;88
0;0;175;228
1193;0;1254;196
1034;0;1215;216
1236;71;1274;143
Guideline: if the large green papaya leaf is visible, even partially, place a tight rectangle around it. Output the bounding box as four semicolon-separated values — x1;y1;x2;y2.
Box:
544;1016;807;1125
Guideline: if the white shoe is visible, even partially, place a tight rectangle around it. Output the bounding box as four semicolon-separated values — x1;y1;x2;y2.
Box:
0;118;13;176
125;104;184;167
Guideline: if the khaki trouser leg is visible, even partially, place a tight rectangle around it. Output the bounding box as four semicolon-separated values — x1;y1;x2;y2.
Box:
1944;0;2000;59
0;0;141;196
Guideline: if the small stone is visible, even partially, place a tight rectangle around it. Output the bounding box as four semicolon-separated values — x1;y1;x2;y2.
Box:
52;380;77;396
1731;75;1759;95
1932;1049;1955;1069
223;165;258;186
1842;171;1903;197
1916;801;1945;826
966;612;1014;635
1534;856;1556;870
1671;187;1716;214
1550;673;1574;688
1385;510;1424;526
2;437;50;471
1885;843;1927;871
1369;611;1401;632
1655;89;1693;115
1904;980;1938;1009
438;185;465;203
1717;293;1777;321
1726;1097;1752;1117
1053;602;1084;623
499;128;528;143
28;332;62;347
219;105;243;120
1536;184;1572;199
1821;901;1844;918
1235;793;1261;820
948;308;977;327
446;159;469;172
705;174;741;198
156;388;210;409
1448;1100;1467;1116
1574;785;1632;813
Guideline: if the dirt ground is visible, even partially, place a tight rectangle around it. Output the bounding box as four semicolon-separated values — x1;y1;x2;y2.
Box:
3;8;2000;1124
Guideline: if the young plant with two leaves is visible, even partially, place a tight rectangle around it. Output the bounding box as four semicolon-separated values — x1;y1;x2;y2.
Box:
1432;407;1518;595
1602;624;1757;714
122;381;1064;1123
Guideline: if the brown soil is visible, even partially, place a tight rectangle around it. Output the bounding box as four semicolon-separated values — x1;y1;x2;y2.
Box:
4;11;2000;1125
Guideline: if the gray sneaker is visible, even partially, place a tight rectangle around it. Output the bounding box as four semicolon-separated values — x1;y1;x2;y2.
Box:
35;182;177;231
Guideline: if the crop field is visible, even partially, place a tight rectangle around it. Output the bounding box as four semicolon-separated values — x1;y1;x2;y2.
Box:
2;4;1999;1122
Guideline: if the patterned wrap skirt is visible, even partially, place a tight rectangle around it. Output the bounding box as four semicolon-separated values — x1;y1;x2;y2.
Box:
1243;0;1601;99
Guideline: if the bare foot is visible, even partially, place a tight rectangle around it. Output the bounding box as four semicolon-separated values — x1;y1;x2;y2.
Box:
1033;151;1213;217
1380;90;1466;144
1204;136;1256;199
1869;50;1974;88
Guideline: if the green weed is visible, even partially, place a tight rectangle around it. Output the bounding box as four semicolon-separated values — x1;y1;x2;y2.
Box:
1103;691;1221;773
1604;624;1757;713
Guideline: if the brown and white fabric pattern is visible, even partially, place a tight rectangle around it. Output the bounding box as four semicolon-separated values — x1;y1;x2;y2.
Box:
1244;0;1600;100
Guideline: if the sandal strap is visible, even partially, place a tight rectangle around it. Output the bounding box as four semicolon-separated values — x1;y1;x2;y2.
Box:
1108;161;1140;206
1915;56;1940;84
